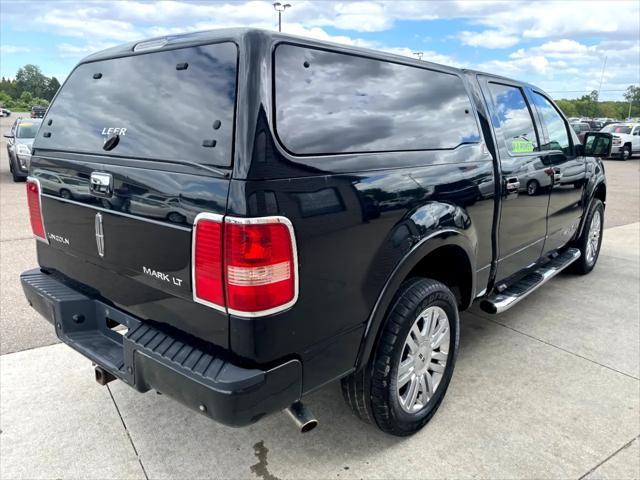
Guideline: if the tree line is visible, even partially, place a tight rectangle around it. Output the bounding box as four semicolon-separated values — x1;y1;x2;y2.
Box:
0;64;60;111
555;86;640;119
1;63;638;120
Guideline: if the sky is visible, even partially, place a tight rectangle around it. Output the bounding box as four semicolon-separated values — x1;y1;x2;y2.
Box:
1;0;639;101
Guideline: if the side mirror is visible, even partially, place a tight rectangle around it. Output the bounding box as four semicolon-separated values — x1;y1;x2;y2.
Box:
3;134;14;139
583;132;613;157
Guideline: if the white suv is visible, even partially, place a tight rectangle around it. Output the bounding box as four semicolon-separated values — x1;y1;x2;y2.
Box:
600;123;640;160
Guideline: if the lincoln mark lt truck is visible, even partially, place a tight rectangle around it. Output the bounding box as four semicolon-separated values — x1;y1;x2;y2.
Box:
21;29;612;436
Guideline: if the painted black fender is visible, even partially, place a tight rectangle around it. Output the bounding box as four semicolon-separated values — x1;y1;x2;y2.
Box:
354;226;476;370
575;157;606;241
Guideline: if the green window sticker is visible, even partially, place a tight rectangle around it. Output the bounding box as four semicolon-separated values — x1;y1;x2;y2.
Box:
511;138;534;153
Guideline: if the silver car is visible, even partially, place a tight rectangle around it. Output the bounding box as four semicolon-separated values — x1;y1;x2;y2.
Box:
4;118;41;182
31;169;91;201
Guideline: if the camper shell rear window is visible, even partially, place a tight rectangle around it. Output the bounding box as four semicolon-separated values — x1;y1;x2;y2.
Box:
36;42;238;166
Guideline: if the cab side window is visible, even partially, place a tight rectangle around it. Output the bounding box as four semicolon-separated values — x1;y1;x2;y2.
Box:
531;93;571;155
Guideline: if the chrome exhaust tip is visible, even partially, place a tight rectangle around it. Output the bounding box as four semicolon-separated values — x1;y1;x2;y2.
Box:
285;401;318;433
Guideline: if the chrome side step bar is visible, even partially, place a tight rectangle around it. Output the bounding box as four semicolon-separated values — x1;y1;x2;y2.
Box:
480;248;581;314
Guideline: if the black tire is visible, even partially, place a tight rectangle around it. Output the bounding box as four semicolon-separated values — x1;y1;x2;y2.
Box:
60;189;72;199
167;212;186;224
570;198;604;275
341;278;459;436
621;145;631;161
9;155;24;182
526;180;539;196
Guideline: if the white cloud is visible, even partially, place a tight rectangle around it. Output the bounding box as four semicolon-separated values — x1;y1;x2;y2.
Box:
537;39;589;54
0;45;31;54
476;38;639;100
476;1;638;41
36;9;142;42
7;1;639;48
56;42;116;58
458;30;519;48
476;55;551;77
1;1;638;101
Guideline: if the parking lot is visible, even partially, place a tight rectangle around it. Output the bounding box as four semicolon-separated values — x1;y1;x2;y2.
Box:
0;112;638;479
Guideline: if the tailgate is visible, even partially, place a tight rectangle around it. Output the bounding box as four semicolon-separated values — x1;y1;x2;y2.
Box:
32;158;231;347
28;41;238;348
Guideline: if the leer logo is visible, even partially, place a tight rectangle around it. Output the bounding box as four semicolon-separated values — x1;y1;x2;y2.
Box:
101;127;127;136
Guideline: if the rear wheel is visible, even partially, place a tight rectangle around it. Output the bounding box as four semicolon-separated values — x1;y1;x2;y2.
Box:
60;189;72;199
570;199;604;274
621;145;631;161
167;212;186;224
341;278;459;436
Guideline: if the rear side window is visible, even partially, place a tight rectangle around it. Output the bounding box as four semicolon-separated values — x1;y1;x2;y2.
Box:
274;44;480;155
37;42;237;166
530;92;571;154
487;83;539;154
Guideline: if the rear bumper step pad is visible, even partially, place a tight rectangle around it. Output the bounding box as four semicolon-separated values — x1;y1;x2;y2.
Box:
20;269;302;427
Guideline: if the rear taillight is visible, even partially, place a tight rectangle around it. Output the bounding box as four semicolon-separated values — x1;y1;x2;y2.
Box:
192;215;298;317
192;214;225;310
225;218;297;315
26;177;48;243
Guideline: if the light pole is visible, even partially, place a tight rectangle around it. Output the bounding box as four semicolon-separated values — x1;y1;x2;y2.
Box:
413;51;424;60
273;2;291;32
597;56;607;100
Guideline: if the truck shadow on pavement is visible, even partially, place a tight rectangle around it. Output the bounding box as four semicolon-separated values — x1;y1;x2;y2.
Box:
106;314;490;477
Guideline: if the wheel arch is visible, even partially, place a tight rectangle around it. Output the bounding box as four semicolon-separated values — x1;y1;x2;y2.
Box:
354;229;476;370
576;178;606;241
593;181;606;204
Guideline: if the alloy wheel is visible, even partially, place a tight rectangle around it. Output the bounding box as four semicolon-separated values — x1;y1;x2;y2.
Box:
585;209;601;265
397;306;450;413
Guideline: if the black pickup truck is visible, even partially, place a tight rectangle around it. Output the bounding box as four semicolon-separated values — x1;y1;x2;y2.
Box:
21;29;612;436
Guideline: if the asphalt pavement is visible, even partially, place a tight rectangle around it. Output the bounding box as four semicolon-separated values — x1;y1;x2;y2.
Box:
1;112;639;479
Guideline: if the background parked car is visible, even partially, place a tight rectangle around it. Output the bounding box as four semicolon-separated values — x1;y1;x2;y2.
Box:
587;119;603;130
600;119;619;130
570;121;592;142
600;123;640;160
30;106;46;118
0;107;11;117
4;117;41;181
32;169;91;200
